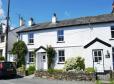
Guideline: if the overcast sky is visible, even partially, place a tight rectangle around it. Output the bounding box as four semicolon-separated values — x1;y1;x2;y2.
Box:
1;0;113;27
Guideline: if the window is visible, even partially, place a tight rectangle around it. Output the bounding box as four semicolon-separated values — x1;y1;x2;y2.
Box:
29;52;34;63
93;49;102;62
57;30;64;42
111;26;114;38
0;49;2;56
28;33;34;44
1;35;4;42
19;34;22;41
58;50;65;63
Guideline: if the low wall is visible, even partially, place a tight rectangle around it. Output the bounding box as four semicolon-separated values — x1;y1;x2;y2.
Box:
35;71;95;81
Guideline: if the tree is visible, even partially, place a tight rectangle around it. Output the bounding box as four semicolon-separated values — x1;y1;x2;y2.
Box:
11;40;27;68
46;46;56;69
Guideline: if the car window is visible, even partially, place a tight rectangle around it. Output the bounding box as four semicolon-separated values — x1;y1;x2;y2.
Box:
4;62;14;68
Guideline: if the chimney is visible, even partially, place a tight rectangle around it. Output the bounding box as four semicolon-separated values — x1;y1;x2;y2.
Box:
28;18;34;26
112;1;114;13
19;17;25;26
52;13;57;24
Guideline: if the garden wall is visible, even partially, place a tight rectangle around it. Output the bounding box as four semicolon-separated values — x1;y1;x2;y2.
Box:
35;71;95;81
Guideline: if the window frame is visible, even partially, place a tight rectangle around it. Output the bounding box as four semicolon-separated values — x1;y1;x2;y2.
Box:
0;49;2;56
92;49;103;63
28;33;34;44
111;26;114;38
57;30;64;42
58;50;65;63
28;51;34;63
1;35;4;42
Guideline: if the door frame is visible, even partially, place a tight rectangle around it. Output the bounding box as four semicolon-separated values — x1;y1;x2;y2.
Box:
92;49;105;72
37;52;47;71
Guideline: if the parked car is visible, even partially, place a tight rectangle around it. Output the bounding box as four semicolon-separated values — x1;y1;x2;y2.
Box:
0;62;17;78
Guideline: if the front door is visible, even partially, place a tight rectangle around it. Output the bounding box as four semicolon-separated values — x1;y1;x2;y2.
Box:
93;49;104;72
38;52;47;70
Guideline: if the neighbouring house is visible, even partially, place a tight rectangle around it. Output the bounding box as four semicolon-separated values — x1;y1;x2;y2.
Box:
0;17;26;62
17;3;114;72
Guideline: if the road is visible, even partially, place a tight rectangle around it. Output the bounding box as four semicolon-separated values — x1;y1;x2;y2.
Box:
0;77;95;84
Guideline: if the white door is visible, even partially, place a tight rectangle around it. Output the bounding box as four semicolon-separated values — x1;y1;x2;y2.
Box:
38;52;47;70
93;49;104;72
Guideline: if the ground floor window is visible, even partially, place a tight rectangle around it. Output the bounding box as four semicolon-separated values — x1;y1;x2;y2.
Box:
29;51;34;63
92;49;102;62
112;48;114;69
0;49;3;56
58;50;65;63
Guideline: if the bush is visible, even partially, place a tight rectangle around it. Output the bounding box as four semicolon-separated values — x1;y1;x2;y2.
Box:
17;65;25;72
48;68;63;74
64;57;85;71
27;66;36;75
85;67;95;73
0;56;5;61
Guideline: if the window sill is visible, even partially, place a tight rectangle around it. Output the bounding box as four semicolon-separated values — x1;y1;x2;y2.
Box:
57;62;65;64
57;41;65;43
28;43;34;45
109;38;114;40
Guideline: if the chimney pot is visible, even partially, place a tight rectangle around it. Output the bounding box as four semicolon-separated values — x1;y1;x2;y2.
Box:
28;17;34;26
19;17;25;26
52;13;57;24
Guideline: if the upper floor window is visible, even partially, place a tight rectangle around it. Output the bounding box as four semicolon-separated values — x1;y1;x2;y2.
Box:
28;33;34;44
111;26;114;38
58;50;65;63
29;51;34;63
57;30;64;42
1;35;4;42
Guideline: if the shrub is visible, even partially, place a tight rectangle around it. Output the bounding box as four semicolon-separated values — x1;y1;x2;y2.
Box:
27;65;36;75
17;65;25;72
85;67;95;73
46;46;56;69
48;68;63;74
0;56;5;61
64;57;85;71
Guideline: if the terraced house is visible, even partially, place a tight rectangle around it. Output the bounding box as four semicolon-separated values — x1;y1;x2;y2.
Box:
17;3;114;72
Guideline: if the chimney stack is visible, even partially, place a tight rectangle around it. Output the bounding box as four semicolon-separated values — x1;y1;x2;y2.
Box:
112;1;114;13
28;18;35;26
19;17;25;26
52;13;57;24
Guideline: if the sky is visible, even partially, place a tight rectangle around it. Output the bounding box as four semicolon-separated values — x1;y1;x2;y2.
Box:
0;0;113;28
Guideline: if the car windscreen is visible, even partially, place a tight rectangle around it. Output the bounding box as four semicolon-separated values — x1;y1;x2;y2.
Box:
3;62;14;69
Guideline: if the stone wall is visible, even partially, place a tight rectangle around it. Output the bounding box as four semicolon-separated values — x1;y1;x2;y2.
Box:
35;71;95;81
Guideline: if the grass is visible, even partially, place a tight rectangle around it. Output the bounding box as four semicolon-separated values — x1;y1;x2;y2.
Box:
96;80;114;84
96;80;102;84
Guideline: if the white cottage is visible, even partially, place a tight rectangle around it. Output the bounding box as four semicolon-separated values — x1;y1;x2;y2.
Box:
17;4;114;72
0;17;26;61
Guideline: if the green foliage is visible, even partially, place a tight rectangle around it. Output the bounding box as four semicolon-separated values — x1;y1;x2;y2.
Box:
17;65;25;72
0;56;5;61
46;45;56;69
64;57;85;71
48;68;63;74
27;65;36;75
85;67;95;73
11;40;28;68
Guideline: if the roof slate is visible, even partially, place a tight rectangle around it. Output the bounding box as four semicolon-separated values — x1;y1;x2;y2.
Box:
18;14;114;33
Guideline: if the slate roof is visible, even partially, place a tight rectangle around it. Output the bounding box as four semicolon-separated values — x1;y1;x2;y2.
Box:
18;13;114;33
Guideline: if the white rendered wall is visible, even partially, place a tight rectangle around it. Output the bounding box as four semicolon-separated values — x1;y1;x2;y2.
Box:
20;23;114;70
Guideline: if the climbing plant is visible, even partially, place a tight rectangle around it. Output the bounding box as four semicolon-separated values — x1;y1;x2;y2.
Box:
11;40;28;68
46;46;56;69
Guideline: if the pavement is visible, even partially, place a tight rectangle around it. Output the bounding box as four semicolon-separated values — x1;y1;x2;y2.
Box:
0;75;95;84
